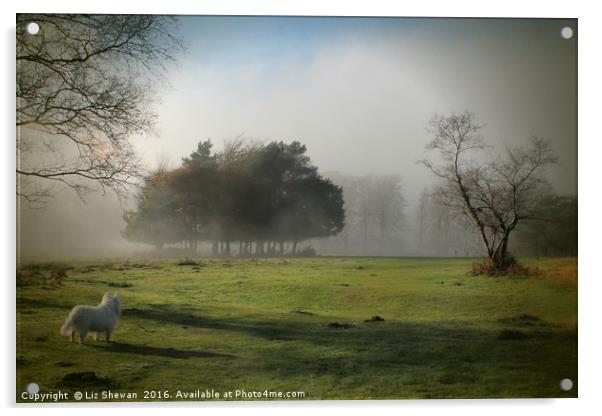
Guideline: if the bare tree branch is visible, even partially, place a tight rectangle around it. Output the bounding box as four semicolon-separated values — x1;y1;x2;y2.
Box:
16;14;183;206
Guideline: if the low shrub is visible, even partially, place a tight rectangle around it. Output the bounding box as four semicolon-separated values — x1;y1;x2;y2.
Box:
17;262;73;287
470;256;533;277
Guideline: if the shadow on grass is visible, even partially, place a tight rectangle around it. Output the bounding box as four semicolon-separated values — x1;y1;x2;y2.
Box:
18;296;577;397
19;297;74;311
120;303;577;397
91;341;235;360
125;306;305;341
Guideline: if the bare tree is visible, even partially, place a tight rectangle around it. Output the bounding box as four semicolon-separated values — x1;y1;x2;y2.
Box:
16;14;183;204
422;111;557;271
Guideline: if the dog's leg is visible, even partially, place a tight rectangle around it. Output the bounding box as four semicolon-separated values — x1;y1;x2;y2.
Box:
79;331;87;345
70;331;75;343
105;330;111;342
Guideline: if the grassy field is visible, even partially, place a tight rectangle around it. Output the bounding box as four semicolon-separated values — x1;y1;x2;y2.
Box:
16;257;577;402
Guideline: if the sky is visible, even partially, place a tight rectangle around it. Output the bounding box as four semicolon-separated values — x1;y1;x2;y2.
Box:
139;16;577;198
19;16;578;258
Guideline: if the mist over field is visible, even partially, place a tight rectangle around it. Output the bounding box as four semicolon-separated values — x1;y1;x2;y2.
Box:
17;16;577;260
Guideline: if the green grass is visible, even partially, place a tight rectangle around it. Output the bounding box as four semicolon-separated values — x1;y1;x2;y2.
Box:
16;257;577;401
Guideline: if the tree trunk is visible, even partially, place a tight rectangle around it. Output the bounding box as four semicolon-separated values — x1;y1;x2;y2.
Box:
490;232;512;271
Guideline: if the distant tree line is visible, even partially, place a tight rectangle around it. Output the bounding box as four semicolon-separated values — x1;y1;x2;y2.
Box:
312;173;405;255
416;188;482;257
122;140;345;256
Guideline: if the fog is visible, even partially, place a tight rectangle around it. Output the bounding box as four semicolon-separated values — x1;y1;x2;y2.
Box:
18;16;577;259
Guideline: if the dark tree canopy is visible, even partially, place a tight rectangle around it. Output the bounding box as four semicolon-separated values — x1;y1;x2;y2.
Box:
121;169;186;250
123;140;345;255
16;14;183;204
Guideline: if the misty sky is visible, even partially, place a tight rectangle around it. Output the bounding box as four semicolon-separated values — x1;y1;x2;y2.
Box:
139;16;577;198
19;16;577;258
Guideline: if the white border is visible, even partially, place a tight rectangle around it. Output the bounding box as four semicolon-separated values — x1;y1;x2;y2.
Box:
3;1;601;415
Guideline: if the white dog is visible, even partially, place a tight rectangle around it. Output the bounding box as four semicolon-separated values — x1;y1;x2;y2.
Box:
60;292;121;344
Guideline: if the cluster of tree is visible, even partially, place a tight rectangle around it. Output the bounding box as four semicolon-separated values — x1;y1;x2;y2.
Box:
122;140;345;256
312;173;405;255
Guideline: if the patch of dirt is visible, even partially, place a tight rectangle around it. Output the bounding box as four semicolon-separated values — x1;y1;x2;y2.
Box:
498;313;549;327
55;361;75;368
291;309;314;316
108;281;133;288
72;278;133;288
326;322;357;329
122;307;144;314
57;372;117;389
364;315;385;322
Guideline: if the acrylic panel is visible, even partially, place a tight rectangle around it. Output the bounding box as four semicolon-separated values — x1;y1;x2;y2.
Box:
16;14;577;403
